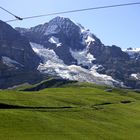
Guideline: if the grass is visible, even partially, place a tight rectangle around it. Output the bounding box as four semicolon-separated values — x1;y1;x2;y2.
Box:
0;82;140;140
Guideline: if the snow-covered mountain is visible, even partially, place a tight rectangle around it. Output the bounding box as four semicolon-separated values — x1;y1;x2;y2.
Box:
15;16;140;88
30;42;122;87
0;16;139;88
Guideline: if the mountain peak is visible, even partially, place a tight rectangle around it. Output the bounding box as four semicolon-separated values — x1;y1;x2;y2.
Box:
49;16;73;23
15;17;140;89
44;16;80;37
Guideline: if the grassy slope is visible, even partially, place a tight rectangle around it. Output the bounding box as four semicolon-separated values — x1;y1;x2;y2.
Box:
0;83;140;140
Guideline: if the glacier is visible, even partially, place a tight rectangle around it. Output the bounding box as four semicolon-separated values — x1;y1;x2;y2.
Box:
30;42;123;87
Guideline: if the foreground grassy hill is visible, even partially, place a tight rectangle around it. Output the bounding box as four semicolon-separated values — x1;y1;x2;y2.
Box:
0;80;140;140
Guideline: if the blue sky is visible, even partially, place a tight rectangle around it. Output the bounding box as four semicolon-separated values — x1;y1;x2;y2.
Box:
0;0;140;49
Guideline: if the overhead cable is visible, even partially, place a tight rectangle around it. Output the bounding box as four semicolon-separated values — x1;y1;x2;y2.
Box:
0;6;23;20
5;2;140;23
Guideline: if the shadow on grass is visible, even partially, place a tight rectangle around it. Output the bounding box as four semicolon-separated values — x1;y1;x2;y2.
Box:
0;103;73;109
0;100;134;111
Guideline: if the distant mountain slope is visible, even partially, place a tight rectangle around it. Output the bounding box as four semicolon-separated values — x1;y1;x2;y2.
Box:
0;20;43;88
0;20;40;69
124;48;140;60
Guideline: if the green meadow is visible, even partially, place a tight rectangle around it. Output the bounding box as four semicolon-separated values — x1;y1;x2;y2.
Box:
0;82;140;140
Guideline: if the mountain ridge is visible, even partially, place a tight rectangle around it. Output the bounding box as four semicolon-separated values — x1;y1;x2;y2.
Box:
16;16;140;88
0;20;44;88
0;16;139;88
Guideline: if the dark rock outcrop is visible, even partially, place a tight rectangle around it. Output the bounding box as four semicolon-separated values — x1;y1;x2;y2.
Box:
0;20;42;88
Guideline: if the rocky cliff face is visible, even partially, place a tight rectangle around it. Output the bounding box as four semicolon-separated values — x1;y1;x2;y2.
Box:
0;20;42;88
3;16;140;88
124;48;140;60
0;20;40;69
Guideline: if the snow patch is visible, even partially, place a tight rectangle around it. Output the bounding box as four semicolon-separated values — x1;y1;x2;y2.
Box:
124;48;140;55
70;48;96;68
123;48;140;59
11;47;24;51
90;65;120;85
85;35;95;45
48;36;62;47
77;23;86;33
38;62;123;87
30;42;63;64
91;64;103;70
126;48;140;52
2;56;23;68
131;73;140;80
77;23;95;46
